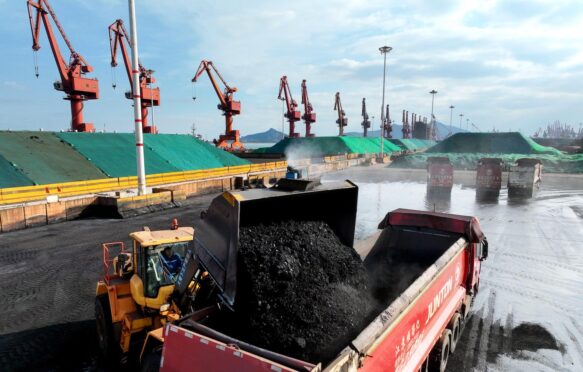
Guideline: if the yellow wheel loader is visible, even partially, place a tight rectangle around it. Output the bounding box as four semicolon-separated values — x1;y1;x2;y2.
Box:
95;179;358;367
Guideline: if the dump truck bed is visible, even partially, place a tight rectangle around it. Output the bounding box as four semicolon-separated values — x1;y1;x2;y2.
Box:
160;208;484;372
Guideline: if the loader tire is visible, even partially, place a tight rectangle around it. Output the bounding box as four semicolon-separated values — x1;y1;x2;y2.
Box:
95;294;120;364
428;330;451;372
448;313;462;353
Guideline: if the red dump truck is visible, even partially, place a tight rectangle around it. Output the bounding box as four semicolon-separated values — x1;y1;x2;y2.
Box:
476;158;503;198
427;157;454;190
157;203;487;372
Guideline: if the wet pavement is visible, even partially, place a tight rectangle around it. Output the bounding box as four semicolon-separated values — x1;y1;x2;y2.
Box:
325;166;583;371
0;165;582;371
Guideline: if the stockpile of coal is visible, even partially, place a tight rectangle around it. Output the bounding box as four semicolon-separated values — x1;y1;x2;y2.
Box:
234;220;376;363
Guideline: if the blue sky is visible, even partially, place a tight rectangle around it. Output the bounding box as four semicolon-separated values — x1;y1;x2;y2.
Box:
1;0;583;139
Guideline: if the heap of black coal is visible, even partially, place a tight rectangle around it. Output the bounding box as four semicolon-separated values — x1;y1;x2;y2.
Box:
234;220;376;363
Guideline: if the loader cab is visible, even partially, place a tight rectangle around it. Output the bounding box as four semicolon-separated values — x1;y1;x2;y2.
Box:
129;227;194;309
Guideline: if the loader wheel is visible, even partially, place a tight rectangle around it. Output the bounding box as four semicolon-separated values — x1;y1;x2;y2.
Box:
448;313;462;353
141;348;162;372
95;294;120;364
428;330;451;372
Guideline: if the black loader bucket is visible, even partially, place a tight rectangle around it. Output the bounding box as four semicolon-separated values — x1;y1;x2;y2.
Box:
193;179;358;307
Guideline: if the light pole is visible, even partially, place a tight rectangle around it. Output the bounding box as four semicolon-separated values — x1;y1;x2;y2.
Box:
449;105;454;136
459;113;464;130
379;46;392;157
466;118;470;131
429;90;437;140
128;0;146;195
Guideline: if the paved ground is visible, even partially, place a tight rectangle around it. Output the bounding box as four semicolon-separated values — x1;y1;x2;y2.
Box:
1;165;582;371
325;166;583;371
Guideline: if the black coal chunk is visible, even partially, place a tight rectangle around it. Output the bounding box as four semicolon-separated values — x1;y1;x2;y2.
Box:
234;220;376;363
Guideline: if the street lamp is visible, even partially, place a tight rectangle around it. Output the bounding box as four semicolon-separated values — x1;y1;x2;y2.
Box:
379;46;392;157
449;105;454;136
466;118;470;131
459;113;464;130
429;90;438;140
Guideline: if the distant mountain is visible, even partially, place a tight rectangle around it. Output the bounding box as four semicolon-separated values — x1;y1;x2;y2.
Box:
241;128;285;143
345;121;467;139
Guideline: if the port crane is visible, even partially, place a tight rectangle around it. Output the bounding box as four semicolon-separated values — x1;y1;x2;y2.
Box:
361;98;371;137
27;0;99;132
278;76;301;138
383;104;392;139
334;92;347;136
109;19;159;134
192;60;243;150
402;110;411;139
300;80;316;137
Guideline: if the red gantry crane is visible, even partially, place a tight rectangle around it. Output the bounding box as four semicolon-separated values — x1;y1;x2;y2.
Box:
383;104;392;139
334;92;348;136
300;80;316;137
278;76;301;138
361;98;371;137
27;0;99;132
109;19;160;134
402;110;411;139
192;60;243;150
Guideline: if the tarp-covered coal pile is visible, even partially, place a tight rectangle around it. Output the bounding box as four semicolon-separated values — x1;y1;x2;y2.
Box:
234;220;377;363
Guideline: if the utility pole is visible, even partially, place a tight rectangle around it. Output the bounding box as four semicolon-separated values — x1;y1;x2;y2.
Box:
379;46;392;157
459;113;464;130
449;105;454;136
128;0;146;195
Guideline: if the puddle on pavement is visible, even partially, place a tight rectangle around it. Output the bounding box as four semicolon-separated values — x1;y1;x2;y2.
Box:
511;322;561;353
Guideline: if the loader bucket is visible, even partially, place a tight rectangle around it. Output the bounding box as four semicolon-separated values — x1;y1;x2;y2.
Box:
193;179;358;307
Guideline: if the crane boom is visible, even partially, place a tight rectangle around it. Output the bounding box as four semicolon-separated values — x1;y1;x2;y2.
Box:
361;98;370;137
334;92;347;136
277;76;301;138
192;60;243;150
109;19;160;134
300;80;316;137
26;0;99;132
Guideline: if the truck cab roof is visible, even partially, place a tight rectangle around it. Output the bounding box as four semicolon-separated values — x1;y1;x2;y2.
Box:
130;227;194;247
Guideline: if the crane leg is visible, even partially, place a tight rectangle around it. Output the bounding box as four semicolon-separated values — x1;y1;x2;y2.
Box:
69;96;94;132
141;106;157;134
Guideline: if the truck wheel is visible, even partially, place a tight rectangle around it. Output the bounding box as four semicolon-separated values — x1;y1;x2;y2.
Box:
95;294;120;364
141;348;162;372
429;330;451;372
448;313;462;353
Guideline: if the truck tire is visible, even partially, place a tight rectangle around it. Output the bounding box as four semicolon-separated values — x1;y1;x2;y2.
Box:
95;294;120;364
448;313;462;353
428;330;451;372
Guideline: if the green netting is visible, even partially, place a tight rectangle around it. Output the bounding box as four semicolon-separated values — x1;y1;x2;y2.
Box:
57;133;181;177
0;131;107;185
0;153;34;188
389;139;436;151
427;132;562;155
391;152;583;173
340;137;401;154
254;137;401;157
144;134;249;170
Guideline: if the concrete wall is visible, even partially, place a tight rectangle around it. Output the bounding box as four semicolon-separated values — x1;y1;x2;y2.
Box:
0;170;286;233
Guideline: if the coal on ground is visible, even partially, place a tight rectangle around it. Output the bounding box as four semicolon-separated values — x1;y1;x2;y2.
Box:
232;220;377;364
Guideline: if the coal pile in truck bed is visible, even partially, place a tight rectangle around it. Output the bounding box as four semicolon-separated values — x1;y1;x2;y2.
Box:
234;220;376;363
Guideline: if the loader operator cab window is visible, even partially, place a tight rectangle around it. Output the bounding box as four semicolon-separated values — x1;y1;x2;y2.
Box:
141;242;189;298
